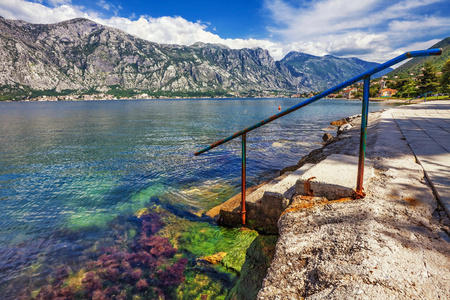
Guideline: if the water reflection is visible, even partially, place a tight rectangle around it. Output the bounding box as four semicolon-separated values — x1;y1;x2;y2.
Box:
0;99;389;297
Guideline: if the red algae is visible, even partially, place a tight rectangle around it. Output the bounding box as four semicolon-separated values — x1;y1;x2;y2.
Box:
34;212;188;299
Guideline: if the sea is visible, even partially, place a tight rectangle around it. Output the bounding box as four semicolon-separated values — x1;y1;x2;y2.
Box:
0;98;390;298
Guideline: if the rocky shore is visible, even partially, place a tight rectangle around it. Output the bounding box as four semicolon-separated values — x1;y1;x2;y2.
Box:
210;106;450;299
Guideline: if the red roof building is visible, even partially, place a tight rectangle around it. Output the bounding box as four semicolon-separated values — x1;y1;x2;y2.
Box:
342;87;358;99
380;88;398;97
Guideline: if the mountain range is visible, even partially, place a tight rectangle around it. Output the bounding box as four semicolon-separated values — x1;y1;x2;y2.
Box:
0;16;393;99
281;52;392;92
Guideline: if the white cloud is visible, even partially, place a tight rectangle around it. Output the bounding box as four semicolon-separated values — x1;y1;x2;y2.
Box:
0;0;93;24
389;16;450;32
96;0;110;11
95;0;121;15
264;0;450;62
387;0;442;16
265;0;381;39
105;15;291;59
47;0;72;6
106;16;220;46
0;0;448;63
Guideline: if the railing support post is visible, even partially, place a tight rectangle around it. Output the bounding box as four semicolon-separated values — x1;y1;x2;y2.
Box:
241;133;247;225
356;76;370;198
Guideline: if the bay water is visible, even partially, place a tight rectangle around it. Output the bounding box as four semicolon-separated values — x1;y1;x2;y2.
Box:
0;98;389;298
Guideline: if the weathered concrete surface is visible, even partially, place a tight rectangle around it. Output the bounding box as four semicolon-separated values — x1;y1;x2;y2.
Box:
295;154;373;199
208;164;314;233
391;100;450;217
258;106;450;299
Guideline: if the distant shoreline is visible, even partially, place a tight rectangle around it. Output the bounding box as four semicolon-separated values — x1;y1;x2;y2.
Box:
2;96;448;103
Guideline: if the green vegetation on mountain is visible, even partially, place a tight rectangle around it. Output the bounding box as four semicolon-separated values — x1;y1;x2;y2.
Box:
440;58;450;93
383;56;450;98
418;61;439;94
389;37;450;77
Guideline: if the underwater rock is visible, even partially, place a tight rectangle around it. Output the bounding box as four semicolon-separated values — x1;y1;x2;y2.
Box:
229;235;277;299
126;216;143;226
147;197;215;224
198;252;228;265
149;196;161;204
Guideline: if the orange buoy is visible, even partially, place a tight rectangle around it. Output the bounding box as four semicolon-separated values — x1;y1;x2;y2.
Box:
278;105;281;111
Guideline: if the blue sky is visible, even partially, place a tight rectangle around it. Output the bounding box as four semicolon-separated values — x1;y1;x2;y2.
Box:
102;0;269;39
1;0;449;63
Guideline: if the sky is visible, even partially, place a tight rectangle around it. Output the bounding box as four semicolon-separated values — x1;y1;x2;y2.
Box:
0;0;449;63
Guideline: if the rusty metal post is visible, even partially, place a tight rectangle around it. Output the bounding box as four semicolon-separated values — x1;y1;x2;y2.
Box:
241;133;247;225
356;76;370;198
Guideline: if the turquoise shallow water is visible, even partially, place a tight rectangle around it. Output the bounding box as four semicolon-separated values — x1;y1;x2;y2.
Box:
0;98;389;297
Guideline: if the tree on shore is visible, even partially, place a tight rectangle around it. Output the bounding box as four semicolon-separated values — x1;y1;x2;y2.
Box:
369;83;380;97
419;61;438;94
440;59;450;93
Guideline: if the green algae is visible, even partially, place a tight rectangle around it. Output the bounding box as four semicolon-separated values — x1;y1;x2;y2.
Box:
61;269;86;293
219;229;259;273
177;273;227;300
137;203;266;298
228;235;278;300
157;209;259;273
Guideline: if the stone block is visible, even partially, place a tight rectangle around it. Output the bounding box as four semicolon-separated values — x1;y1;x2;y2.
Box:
294;154;373;200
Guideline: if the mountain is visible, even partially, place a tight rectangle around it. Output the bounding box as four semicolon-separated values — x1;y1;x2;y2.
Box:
281;52;393;91
0;16;393;99
388;37;450;77
0;16;305;97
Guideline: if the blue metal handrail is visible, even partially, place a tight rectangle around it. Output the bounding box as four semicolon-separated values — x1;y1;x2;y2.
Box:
195;48;442;225
408;91;433;103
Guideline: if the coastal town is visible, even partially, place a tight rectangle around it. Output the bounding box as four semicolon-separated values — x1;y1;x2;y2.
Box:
12;62;449;102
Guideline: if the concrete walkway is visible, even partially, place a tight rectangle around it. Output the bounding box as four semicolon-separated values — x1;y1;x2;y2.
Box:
258;102;450;299
391;100;450;217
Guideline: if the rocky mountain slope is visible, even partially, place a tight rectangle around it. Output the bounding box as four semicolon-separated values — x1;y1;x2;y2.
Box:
0;16;392;98
0;16;303;96
281;52;393;91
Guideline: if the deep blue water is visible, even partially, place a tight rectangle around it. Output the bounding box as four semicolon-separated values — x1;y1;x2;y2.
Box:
0;98;389;295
